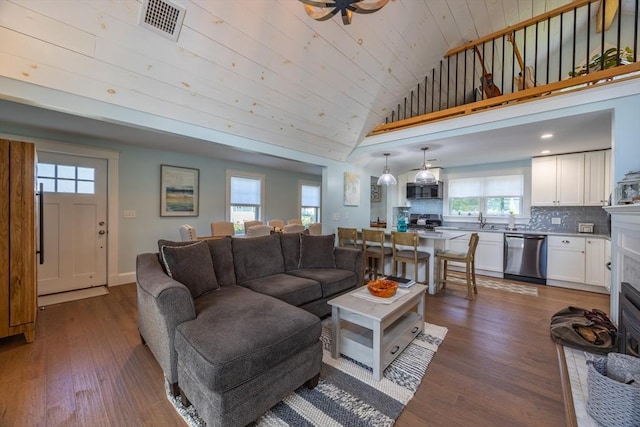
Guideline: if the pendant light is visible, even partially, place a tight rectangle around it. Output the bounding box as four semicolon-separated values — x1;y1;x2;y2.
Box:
377;153;397;186
414;147;436;184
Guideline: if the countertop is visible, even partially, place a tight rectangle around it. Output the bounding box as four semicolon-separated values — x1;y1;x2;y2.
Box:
434;226;610;239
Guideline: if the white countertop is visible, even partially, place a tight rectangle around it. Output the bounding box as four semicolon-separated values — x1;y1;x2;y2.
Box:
434;226;610;239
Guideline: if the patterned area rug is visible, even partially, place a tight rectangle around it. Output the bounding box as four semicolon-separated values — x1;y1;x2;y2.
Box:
446;272;539;296
166;319;447;426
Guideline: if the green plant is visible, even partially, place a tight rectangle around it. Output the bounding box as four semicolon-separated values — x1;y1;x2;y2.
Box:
568;46;634;77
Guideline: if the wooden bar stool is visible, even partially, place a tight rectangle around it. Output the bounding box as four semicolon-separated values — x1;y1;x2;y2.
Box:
337;227;360;248
391;231;430;284
436;233;480;300
362;229;392;281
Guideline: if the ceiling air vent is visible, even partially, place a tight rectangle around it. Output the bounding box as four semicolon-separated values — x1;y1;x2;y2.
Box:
139;0;186;42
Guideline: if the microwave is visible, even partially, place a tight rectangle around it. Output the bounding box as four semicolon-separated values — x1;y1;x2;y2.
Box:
406;182;443;199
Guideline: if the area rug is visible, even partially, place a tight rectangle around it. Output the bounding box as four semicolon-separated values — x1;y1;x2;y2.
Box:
166;319;448;426
446;272;538;296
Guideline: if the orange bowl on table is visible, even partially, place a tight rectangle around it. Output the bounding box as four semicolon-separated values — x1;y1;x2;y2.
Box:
367;279;398;298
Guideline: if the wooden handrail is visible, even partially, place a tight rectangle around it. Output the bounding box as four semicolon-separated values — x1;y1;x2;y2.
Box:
444;0;600;58
368;62;640;136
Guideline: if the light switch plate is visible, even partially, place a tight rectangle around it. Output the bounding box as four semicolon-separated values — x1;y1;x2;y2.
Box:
123;210;137;219
552;217;561;225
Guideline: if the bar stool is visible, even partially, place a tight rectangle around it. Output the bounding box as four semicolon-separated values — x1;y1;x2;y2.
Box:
337;227;360;248
391;231;430;284
362;229;392;281
435;233;479;300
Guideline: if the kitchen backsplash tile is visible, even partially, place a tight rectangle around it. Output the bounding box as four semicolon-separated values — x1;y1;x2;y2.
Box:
405;199;443;215
528;206;610;235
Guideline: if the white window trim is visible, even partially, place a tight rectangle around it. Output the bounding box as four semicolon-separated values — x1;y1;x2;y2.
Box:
444;166;531;224
226;169;265;221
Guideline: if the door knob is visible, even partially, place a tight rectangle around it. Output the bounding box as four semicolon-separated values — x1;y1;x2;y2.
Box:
98;230;106;235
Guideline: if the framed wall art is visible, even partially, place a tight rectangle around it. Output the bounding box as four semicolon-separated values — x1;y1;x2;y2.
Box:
343;172;360;206
370;184;382;202
160;164;199;216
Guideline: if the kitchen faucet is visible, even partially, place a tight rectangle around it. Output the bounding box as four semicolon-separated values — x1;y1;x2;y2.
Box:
478;212;486;228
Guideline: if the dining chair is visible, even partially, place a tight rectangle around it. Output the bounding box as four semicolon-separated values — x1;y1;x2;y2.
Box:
308;223;322;235
282;224;305;234
243;220;263;235
287;219;303;225
362;229;392;281
391;231;430;285
337;227;360;249
211;221;235;237
179;224;197;241
246;224;273;237
435;233;480;300
268;219;285;229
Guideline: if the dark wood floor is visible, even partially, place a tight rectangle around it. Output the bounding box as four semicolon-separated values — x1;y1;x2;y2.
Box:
0;279;608;426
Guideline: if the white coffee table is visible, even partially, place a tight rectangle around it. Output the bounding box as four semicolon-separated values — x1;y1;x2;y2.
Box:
328;284;427;380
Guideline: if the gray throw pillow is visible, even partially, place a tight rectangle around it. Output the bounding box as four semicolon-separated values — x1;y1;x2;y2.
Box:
159;241;219;298
299;234;336;269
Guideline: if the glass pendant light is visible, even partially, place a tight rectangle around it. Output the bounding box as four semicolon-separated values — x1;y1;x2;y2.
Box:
414;147;436;184
377;153;397;186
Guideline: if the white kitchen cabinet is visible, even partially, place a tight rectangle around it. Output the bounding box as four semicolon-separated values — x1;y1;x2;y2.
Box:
547;235;586;282
475;232;504;272
446;232;471;253
584;150;611;206
444;231;503;274
531;153;584;206
585;238;606;287
396;171;411;206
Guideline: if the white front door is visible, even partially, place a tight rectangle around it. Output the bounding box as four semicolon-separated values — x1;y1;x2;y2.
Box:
37;152;108;295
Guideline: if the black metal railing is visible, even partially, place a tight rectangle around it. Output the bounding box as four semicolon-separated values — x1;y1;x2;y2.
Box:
379;0;639;129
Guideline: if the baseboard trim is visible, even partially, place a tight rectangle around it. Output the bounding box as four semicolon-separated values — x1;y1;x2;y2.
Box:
38;286;109;307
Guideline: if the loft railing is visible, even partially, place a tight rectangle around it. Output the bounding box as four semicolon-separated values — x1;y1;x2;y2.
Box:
369;0;639;136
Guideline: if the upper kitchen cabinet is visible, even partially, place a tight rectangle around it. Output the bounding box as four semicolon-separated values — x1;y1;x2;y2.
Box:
531;153;585;206
584;150;612;206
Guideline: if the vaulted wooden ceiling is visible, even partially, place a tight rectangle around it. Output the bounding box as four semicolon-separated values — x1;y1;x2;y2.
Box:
0;0;627;172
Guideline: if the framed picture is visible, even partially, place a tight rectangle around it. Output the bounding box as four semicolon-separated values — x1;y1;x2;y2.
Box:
343;172;360;206
370;184;382;202
160;165;199;216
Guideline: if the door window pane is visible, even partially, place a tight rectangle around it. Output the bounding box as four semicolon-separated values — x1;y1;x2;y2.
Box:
38;178;55;192
77;181;95;194
57;179;76;193
58;165;76;179
37;163;96;194
38;163;55;177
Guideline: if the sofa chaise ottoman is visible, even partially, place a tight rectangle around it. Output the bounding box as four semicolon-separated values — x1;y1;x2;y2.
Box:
136;232;363;426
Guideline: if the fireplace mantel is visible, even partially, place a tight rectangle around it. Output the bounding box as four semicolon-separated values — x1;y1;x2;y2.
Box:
604;204;640;323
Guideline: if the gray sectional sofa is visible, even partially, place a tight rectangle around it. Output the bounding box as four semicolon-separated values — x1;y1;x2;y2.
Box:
136;232;363;427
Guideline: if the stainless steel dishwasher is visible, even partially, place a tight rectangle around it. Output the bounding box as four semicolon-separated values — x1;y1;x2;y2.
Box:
503;234;547;285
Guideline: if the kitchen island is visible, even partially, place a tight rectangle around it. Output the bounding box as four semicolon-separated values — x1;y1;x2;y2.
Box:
372;229;466;295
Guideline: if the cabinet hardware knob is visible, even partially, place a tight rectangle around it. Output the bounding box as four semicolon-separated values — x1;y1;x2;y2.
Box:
390;346;400;354
411;326;419;333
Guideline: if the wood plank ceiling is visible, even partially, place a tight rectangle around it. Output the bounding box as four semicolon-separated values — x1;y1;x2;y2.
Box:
0;0;603;165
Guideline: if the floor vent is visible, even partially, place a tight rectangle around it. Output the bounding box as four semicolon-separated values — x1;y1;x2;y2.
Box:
139;0;186;41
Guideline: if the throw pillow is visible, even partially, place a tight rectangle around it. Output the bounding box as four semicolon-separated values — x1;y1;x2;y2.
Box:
299;234;336;269
159;240;219;298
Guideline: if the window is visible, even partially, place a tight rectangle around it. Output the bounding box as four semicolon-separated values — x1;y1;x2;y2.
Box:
448;174;524;217
300;182;321;226
37;163;96;194
227;171;264;234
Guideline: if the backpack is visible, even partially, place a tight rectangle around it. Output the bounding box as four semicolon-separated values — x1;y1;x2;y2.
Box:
550;306;618;354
